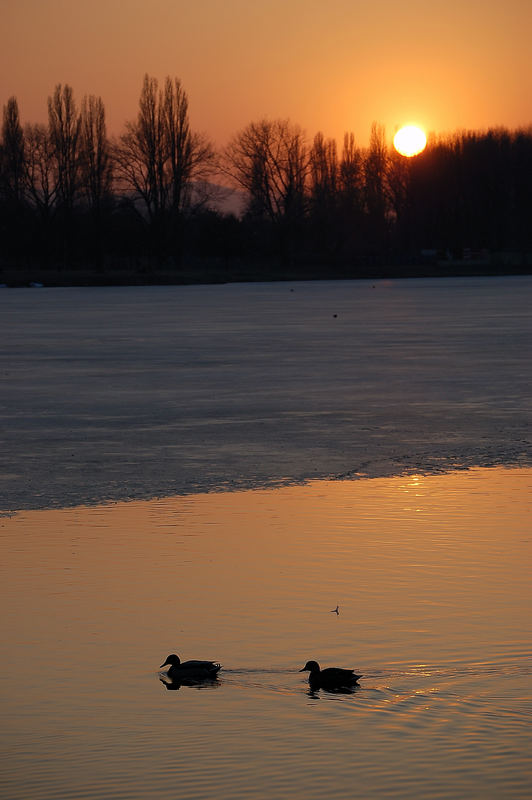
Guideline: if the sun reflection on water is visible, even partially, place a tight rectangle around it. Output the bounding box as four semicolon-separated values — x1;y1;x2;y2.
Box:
0;467;530;800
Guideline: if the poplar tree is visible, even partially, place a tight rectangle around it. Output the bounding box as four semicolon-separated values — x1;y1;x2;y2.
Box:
114;74;214;262
1;96;25;205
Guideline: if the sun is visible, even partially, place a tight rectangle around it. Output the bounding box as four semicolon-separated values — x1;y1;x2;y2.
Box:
393;125;427;157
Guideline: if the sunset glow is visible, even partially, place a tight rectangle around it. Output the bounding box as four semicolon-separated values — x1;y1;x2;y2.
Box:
393;125;427;157
2;1;531;146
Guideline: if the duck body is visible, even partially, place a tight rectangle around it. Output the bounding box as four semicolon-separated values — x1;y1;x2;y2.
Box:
159;653;221;680
299;660;362;689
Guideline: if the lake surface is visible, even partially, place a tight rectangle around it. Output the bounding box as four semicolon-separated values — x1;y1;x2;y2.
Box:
1;467;531;800
1;277;531;798
1;276;531;511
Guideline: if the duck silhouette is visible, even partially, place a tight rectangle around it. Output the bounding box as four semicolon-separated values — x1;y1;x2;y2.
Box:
299;660;362;689
159;654;221;681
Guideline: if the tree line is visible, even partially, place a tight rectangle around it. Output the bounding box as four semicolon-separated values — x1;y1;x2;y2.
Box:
1;74;531;284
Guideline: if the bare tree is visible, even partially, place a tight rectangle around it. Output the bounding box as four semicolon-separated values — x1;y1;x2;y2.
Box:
114;74;215;260
23;123;58;221
225;119;309;226
48;84;81;213
115;74;164;222
80;94;112;217
161;77;213;216
336;132;365;259
1;96;25;205
308;132;339;256
387;146;411;223
309;132;338;208
363;122;390;245
339;132;363;212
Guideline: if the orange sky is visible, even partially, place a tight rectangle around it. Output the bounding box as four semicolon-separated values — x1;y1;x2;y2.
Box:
2;0;531;147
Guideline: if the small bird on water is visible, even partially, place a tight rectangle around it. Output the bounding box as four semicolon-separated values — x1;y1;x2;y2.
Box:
330;605;339;614
299;660;362;689
159;654;221;680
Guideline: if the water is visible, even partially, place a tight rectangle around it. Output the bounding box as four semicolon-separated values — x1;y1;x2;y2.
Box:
1;277;530;797
1;276;531;511
1;468;531;799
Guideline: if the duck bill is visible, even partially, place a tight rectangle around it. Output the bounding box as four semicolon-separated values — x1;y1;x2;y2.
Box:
160;662;170;669
298;667;307;672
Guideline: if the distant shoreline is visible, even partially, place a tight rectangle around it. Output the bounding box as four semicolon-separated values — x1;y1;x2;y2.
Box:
1;259;531;289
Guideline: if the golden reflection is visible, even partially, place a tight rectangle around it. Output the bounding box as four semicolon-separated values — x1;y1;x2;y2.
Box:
1;467;531;800
398;474;428;513
1;467;530;677
400;474;425;492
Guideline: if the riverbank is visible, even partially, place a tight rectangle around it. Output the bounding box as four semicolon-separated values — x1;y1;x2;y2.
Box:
1;256;531;289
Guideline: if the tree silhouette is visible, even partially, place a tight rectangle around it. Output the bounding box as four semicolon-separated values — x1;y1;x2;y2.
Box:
80;95;112;217
308;132;339;259
0;97;27;265
1;78;532;282
225;119;309;261
79;95;113;267
114;74;215;264
48;84;81;214
337;133;364;260
1;97;25;205
363;122;389;253
47;84;82;267
23;123;57;219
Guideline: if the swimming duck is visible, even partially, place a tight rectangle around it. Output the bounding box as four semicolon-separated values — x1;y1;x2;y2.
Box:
299;660;362;688
159;654;221;680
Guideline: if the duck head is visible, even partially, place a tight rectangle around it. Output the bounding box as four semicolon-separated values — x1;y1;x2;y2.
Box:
160;654;181;669
299;660;320;673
